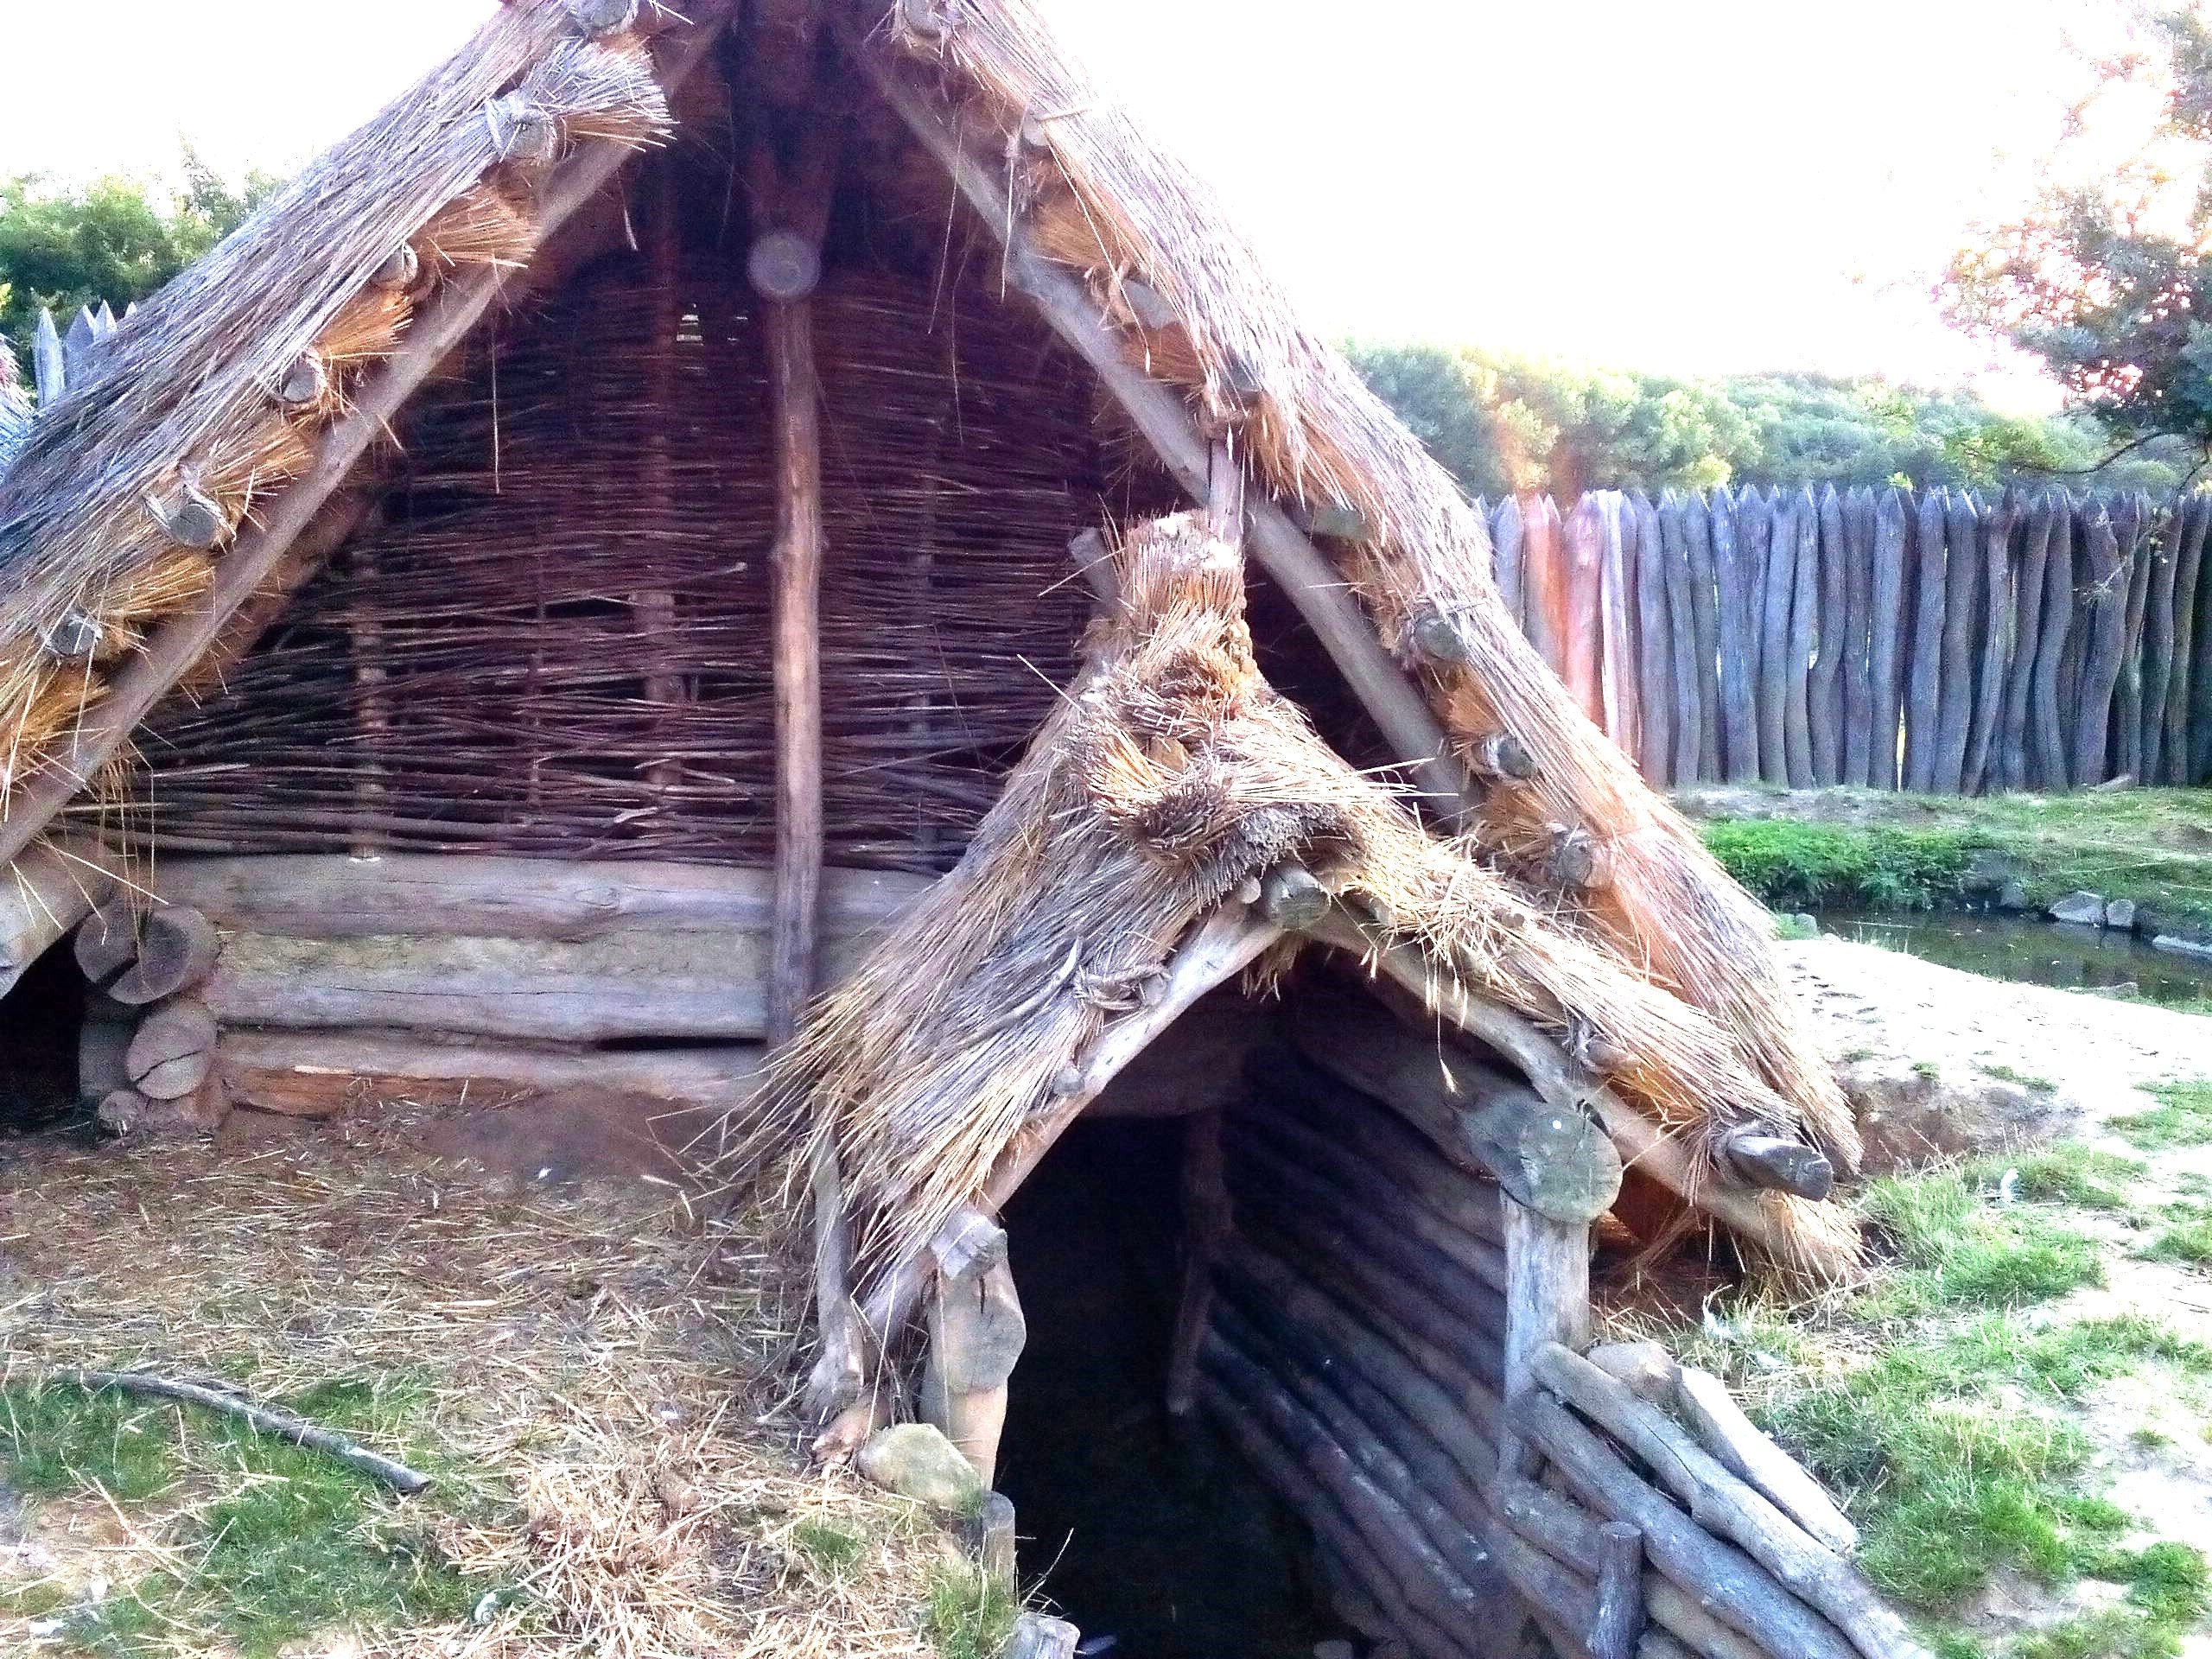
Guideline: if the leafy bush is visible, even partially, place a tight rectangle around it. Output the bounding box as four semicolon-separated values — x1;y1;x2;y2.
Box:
1699;819;1983;911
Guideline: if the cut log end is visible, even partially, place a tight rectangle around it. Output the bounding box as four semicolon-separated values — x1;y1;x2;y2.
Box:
149;485;228;551
899;0;956;42
749;230;823;302
1471;731;1537;782
1548;825;1611;892
565;0;639;34
486;95;561;166
1407;607;1471;665
1258;863;1330;930
275;351;329;409
1721;1129;1834;1200
371;244;421;289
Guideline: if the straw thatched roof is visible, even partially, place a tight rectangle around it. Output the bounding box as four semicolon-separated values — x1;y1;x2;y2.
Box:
0;0;1859;1270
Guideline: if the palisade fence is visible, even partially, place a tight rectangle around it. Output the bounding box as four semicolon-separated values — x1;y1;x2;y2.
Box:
1484;486;2212;794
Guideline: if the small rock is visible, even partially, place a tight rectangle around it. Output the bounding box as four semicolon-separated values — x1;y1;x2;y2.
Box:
1838;1054;2078;1173
1791;912;1818;934
1006;1613;1082;1659
2154;933;2212;962
1996;879;2031;912
1962;849;2024;893
854;1423;983;1511
2105;897;2138;931
2048;891;2105;925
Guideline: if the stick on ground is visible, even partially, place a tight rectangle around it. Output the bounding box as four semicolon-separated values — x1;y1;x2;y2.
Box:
50;1369;432;1496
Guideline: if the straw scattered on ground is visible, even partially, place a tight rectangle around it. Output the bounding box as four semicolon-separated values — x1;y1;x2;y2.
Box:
0;1106;962;1658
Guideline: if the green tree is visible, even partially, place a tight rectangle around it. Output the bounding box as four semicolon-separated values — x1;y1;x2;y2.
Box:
1944;3;2212;466
0;151;280;372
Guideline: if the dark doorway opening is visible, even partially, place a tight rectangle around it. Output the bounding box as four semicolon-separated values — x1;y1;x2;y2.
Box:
0;946;84;1135
997;1115;1351;1659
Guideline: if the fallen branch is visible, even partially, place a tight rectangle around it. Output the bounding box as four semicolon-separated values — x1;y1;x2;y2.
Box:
50;1369;431;1496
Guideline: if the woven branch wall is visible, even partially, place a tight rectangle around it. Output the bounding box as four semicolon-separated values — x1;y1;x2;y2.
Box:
126;246;1103;873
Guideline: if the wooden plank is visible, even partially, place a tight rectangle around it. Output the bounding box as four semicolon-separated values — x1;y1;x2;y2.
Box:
1500;1200;1590;1478
1868;487;1911;789
2073;495;2129;785
150;855;931;942
0;10;734;872
1904;489;1950;792
1710;488;1760;782
2164;495;2209;784
1837;485;1876;786
1630;491;1672;785
1802;484;1841;785
2140;497;2183;783
1962;491;2015;795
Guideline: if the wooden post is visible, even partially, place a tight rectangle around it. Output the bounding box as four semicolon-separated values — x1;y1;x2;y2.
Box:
1755;487;1795;785
2191;493;2212;781
1491;495;1527;637
1497;1197;1589;1479
1962;493;2015;795
921;1253;1026;1487
1903;489;1948;791
1658;494;1706;785
1710;489;1759;782
1998;491;2055;792
1681;494;1723;781
2031;492;2076;790
1589;1522;1646;1659
1789;485;1826;788
2164;496;2209;784
638;156;686;792
1166;1106;1229;1415
1522;493;1569;684
1562;493;1606;727
1597;493;1638;755
1929;490;1980;793
1867;486;1910;790
1839;485;1876;786
1630;492;1673;785
2073;496;2128;785
2113;493;2154;784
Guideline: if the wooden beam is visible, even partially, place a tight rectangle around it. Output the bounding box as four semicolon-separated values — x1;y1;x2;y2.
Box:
0;10;734;871
1497;1197;1590;1478
849;34;1471;820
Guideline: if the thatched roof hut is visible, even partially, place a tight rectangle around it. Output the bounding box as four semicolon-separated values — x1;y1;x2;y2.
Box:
0;5;1911;1655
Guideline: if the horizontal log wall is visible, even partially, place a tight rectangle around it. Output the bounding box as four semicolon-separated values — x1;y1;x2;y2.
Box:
1492;486;2211;794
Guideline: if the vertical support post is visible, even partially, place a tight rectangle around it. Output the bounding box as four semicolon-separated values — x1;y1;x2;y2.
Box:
638;156;686;793
1165;1106;1228;1415
1590;1520;1647;1659
920;1224;1026;1487
349;543;390;858
1497;1193;1591;1479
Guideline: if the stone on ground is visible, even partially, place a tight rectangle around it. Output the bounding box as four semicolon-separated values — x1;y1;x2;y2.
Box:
2049;891;2105;925
2104;897;2138;931
855;1423;983;1510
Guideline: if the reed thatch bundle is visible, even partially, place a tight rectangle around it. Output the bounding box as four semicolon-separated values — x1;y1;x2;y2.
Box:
884;0;1857;1173
771;513;1854;1296
0;0;673;812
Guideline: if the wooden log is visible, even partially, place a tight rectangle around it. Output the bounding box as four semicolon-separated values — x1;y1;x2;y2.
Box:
2139;499;2183;784
2161;496;2209;784
1787;486;1823;788
1516;1389;1863;1659
0;9;737;874
1468;731;1537;781
1258;862;1330;930
32;308;65;404
1562;494;1606;725
200;925;882;1043
1233;1092;1508;1292
1903;489;1949;792
1755;488;1796;785
1221;1244;1496;1486
1492;496;1528;636
1720;1128;1833;1201
1522;493;1570;683
1;836;119;995
2191;493;2212;780
921;1255;1024;1485
1592;1522;1647;1659
1290;984;1619;1224
1867;487;1910;789
214;1027;766;1117
107;906;219;1006
1837;486;1876;786
1659;494;1708;784
2058;497;2090;765
1962;493;2013;795
1165;1108;1228;1414
1999;491;2055;792
1599;494;1641;757
1497;1479;1727;1659
1681;494;1724;781
1630;492;1674;785
1532;1346;1922;1658
2072;496;2128;785
1930;490;1981;793
1498;1200;1590;1477
1672;1365;1859;1558
74;898;140;987
1709;489;1760;782
2113;493;2154;784
125;998;218;1101
2031;494;2077;790
149;855;931;944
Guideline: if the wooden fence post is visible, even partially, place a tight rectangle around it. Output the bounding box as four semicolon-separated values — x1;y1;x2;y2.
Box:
1491;495;1526;636
1756;487;1796;785
2141;499;2183;783
1998;490;2054;792
2113;492;2154;783
1711;488;1761;782
1961;490;2014;796
1840;485;1877;786
1562;493;1606;727
1932;489;1980;793
1805;483;1844;785
1630;490;1674;786
2074;495;2127;785
2032;492;2078;790
2167;496;2209;784
1680;493;1723;782
1784;485;1821;788
1904;488;1948;792
1868;486;1910;790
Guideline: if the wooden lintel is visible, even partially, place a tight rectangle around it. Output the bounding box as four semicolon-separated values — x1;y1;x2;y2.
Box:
0;8;735;871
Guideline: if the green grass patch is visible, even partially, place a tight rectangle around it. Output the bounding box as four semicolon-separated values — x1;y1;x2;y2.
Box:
794;1518;868;1580
923;1563;1018;1659
2144;1204;2212;1268
0;1372;499;1657
1859;1170;2103;1315
1970;1146;2146;1212
2113;1081;2212;1152
1700;818;1984;911
1984;1064;2057;1093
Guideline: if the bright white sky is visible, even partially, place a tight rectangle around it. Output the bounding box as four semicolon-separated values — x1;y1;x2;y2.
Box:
0;0;2140;411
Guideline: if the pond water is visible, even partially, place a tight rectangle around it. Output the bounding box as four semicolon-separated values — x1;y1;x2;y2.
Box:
1815;910;2212;1006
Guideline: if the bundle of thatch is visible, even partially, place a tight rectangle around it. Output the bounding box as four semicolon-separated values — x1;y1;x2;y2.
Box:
0;0;674;809
768;513;1854;1300
892;0;1859;1180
